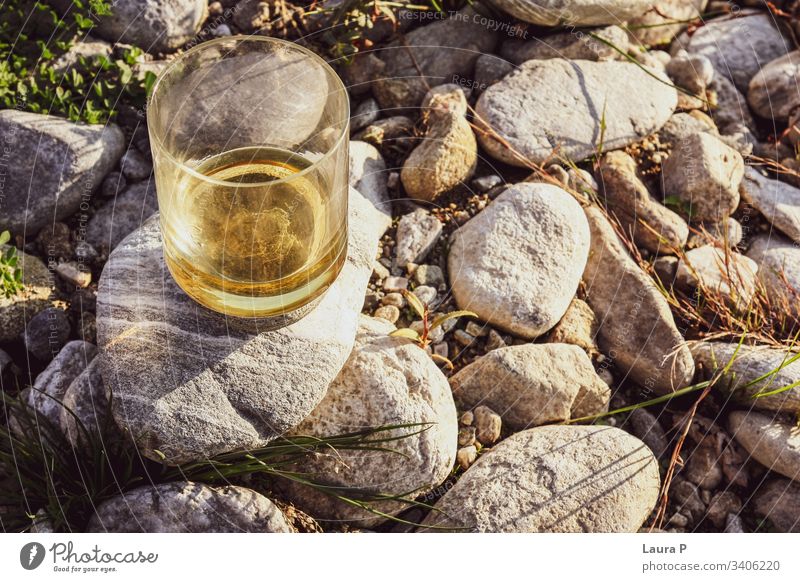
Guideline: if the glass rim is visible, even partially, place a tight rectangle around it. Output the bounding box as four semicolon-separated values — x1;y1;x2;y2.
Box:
147;35;350;189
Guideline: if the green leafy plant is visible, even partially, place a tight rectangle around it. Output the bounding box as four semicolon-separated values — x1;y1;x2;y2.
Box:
389;289;476;367
0;231;24;299
1;0;154;124
0;389;453;532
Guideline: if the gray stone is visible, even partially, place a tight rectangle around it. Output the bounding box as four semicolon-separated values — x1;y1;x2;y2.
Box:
709;73;757;135
741;168;800;245
658;111;719;145
94;0;207;54
627;0;706;47
674;245;758;306
0;110;124;236
692;342;800;413
401;88;477;202
686;218;743;249
582;206;695;394
598;150;688;254
489;0;652;26
471;175;504;194
421;425;660;532
415;264;445;288
55;261;91;288
661;132;744;222
0;246;53;343
373;8;497;110
394;209;443;269
373;304;400;324
52;36;113;72
86;181;159;251
746;234;800;317
87;482;292;532
666;50;714;110
278;316;457;524
119;148;152;181
473;54;514;94
729;410;800;482
60;357;108;447
500;25;628;65
20;341;97;433
473;405;501;445
96;187;386;464
754;478;800;532
349;141;392;234
350;98;381;133
22;307;70;362
450;343;610;430
339;52;386;96
675;12;792;93
547;297;599;353
748;50;800;121
354;116;415;150
623;407;671;458
448;183;590;339
475;59;677;166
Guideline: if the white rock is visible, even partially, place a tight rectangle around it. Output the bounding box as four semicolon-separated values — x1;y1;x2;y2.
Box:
741;168;800;245
349;141;392;235
475;59;677;166
421;425;660;532
675;246;758;306
746;234;800;317
394;208;443;268
448;183;590;339
748;50;800;121
489;0;652;26
729;410;800;482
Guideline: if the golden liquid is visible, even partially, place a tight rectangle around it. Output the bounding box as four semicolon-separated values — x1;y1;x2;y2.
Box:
162;146;347;318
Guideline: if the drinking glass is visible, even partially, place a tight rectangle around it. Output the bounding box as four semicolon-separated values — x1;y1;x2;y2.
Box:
147;36;349;318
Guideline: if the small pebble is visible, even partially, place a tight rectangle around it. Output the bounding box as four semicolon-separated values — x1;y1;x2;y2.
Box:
484;329;506;351
668;513;690;528
374;305;400;324
471;174;503;193
454;210;470;225
412;285;437;306
119;149;152;181
382;292;405;308
55;261;91;288
459;410;474;426
373;260;390;280
212;24;232;37
456;445;478;470
78;311;97;344
410;320;444;344
387;172;400;190
458;426;476;447
465;321;487;337
208;1;223;15
100;171;126;198
414;264;445;288
73;241;98;263
21;308;71;362
473;405;502;445
383;276;408;292
454;329;475;347
0;348;12;374
433;341;449;359
363;292;381;312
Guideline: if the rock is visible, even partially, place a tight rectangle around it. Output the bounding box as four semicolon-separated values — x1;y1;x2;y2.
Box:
415;264;445;288
350;98;381;134
473;405;502;446
708;73;757;135
421;84;470;116
372;8;497;110
22;307;71;362
401;88;477;202
692;342;800;413
674;246;758;306
96;187;386;464
52;36;112;72
746;234;800;316
705;491;742;528
394;209;443;269
748;51;800;121
456;445;478;470
373;304;400;324
60;357;108;447
19;341;97;433
100;171;127;199
754;478;800;532
500;25;628;65
86;181;159;251
476;59;677;166
278;316;457;524
627;0;705;47
653;255;679;287
458;426;476;447
547;298;599;353
94;0;207;54
622;407;671;458
684;444;723;490
450;344;610;430
232;0;272;31
0;111;124;236
383;276;408;292
471;175;504;194
0;247;53;343
119;148;152;181
55;262;91;288
598;150;689;254
448;183;590;339
666;50;714;103
658;111;719;145
473;54;514;94
354;116;416;152
675;12;792;93
413;285;437;306
729;410;800;482
339;52;386;96
741;168;800;244
349;141;392;234
421;425;660;532
670;477;706;524
724;513;745;533
661;132;744;222
490;0;652;26
582;206;695;394
87;482;292;532
686;218;743;249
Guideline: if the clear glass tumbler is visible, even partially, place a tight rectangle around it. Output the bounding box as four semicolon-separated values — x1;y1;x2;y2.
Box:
147;36;349;318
